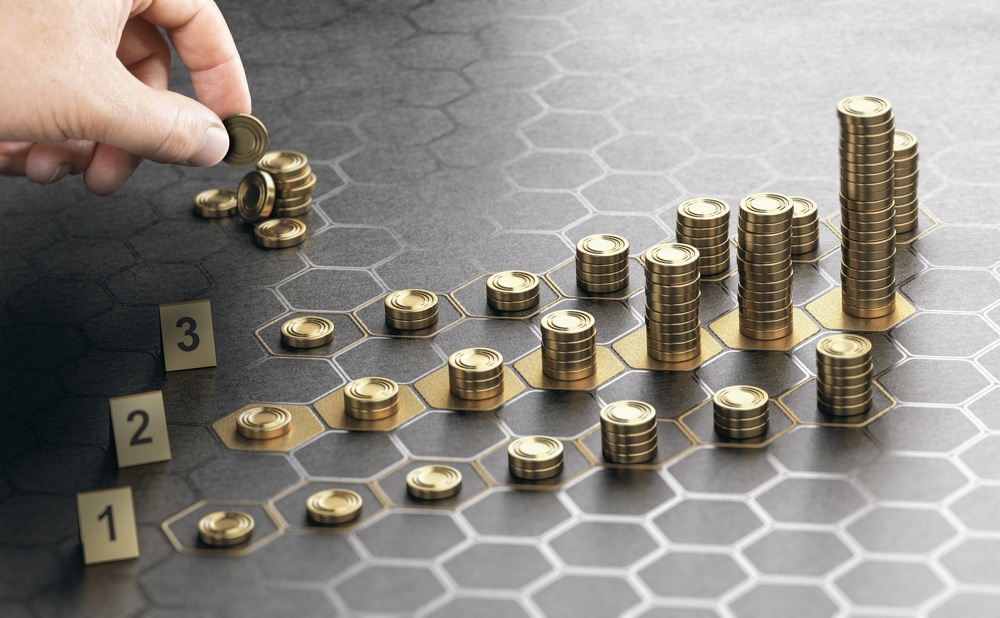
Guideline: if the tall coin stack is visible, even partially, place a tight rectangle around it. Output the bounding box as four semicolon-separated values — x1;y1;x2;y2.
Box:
816;334;873;416
600;400;659;464
736;194;794;340
486;271;540;312
791;197;820;255
344;377;400;421
642;243;701;362
892;130;919;234
507;436;564;480
257;150;318;217
575;234;630;293
448;348;504;400
674;198;731;276
540;310;597;381
384;289;439;330
838;95;896;319
713;385;770;440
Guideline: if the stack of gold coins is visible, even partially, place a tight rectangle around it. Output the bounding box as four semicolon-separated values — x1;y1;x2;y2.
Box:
406;465;462;500
236;405;292;440
893;130;919;233
642;243;701;362
575;234;630;293
257;151;317;217
790;196;820;254
254;218;307;249
713;385;770;439
600;400;658;464
280;316;335;349
306;489;363;525
384;289;439;330
674;198;731;275
507;436;564;480
736;194;794;340
816;334;874;416
540;310;597;381
343;377;400;421
486;271;540;312
198;511;254;547
838;95;896;319
448;348;504;400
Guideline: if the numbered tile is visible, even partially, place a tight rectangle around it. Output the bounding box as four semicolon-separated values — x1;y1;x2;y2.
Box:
77;487;139;564
109;390;171;468
159;299;217;371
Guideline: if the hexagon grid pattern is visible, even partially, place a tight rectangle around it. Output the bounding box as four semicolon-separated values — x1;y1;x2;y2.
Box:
2;1;999;617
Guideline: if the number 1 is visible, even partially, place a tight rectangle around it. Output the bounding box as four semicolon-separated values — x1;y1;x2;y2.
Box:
98;505;116;541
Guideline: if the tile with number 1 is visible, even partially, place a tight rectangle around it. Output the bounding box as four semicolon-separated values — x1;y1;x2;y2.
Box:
77;486;140;564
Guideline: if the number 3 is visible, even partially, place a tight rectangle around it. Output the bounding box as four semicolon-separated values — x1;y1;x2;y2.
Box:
176;317;200;352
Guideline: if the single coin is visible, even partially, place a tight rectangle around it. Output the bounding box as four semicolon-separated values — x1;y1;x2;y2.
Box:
278;174;317;199
508;436;564;470
837;95;892;123
893;130;918;158
576;234;629;261
541;310;596;337
237;405;292;440
238;170;275;222
198;510;255;546
306;489;363;525
791;196;818;222
714;421;769;440
280;315;335;348
385;289;438;320
223;114;269;167
600;400;657;431
255;218;307;249
510;460;564;480
406;465;462;500
603;445;658;464
193;188;238;218
257;150;309;176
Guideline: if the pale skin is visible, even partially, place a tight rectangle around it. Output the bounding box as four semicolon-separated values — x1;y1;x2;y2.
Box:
0;0;251;194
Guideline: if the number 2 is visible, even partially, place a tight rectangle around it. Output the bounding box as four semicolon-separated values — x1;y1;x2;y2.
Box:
176;317;200;352
127;410;153;446
98;505;116;541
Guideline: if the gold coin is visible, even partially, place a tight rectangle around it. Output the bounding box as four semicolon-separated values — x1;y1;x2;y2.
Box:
837;95;892;123
193;188;238;218
488;297;539;312
603;445;657;464
714;421;769;440
487;271;540;301
818;397;873;417
306;489;363;525
816;334;872;363
541;310;595;337
542;363;596;381
237;405;292;440
450;384;504;401
508;436;564;469
280;315;335;348
406;465;462;500
602;433;659;454
713;408;770;429
739;193;793;223
345;377;399;410
385;314;439;331
198;510;255;546
600;400;657;431
223;114;269;167
677;198;730;226
790;196;819;221
576;234;629;262
257;150;309;176
643;243;701;274
238;170;275;222
449;347;503;378
385;289;438;320
278;174;317;199
577;280;630;294
713;385;769;416
273;200;313;218
510;460;564;480
255;218;307;249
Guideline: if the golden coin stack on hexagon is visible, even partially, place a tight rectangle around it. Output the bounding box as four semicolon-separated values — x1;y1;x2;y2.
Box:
540;309;597;381
838;95;897;319
507;436;564;480
790;196;820;254
815;334;874;416
257;150;317;218
600;400;659;464
280;316;335;349
674;198;731;275
406;465;462;500
713;385;770;440
575;234;630;293
642;243;702;362
306;489;363;525
486;270;540;312
448;347;504;400
343;377;400;421
198;511;254;547
892;130;919;233
384;289;439;331
236;405;292;440
736;193;794;340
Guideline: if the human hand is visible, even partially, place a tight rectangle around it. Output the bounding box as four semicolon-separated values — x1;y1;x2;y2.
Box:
0;0;251;194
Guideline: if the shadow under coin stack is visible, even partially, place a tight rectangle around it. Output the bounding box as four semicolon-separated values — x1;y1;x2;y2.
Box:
838;95;897;319
236;405;292;440
507;436;564;480
642;243;701;362
257;150;317;218
600;400;658;464
816;334;874;416
384;289;439;331
448;347;504;400
540;310;597;381
736;194;794;340
575;234;630;293
486;271;540;312
893;130;919;234
343;377;400;421
713;385;770;440
790;196;820;255
674;198;731;276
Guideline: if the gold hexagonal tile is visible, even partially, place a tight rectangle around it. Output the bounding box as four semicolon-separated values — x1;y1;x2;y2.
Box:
212;404;324;452
679;399;797;448
477;439;593;490
578;419;697;468
709;307;820;351
545;257;644;301
268;479;386;533
314;384;426;431
451;273;562;320
352;292;464;339
414;365;526;412
778;377;896;427
612;327;723;371
162;500;283;556
513;346;625;391
254;311;366;358
805;288;915;332
824;205;939;246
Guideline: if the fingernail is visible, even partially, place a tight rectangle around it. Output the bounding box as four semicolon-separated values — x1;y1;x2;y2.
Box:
187;126;229;167
46;163;71;184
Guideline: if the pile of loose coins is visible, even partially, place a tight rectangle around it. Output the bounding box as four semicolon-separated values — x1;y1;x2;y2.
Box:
198;511;255;547
406;465;462;500
344;377;400;421
280;315;335;349
256;150;317;217
816;334;874;416
674;198;731;276
790;196;820;254
384;289;439;331
306;489;363;525
540;310;597;381
237;405;292;440
736;193;794;340
486;270;540;312
893;130;919;233
600;400;659;463
508;436;564;480
837;95;897;319
713;385;770;439
575;234;630;293
642;243;702;362
449;348;504;400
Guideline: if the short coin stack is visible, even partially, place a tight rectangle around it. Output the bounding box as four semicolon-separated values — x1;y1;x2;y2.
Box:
816;334;874;416
791;196;820;255
642;243;701;362
486;271;540;312
540;309;597;381
893;130;919;233
254;218;307;249
838;95;897;319
306;489;363;525
674;198;731;275
384;289;439;331
507;436;564;480
193;188;238;218
600;400;658;464
713;385;770;439
236;405;292;440
736;194;794;340
257;150;317;218
280;316;335;349
448;347;504;400
198;511;254;547
406;465;462;500
575;234;630;293
343;377;400;421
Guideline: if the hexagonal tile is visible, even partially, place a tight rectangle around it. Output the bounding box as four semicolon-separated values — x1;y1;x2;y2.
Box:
255;312;364;359
950;485;1000;531
728;584;840;618
0;547;61;599
464;56;556;89
391;33;482;70
893;312;998;357
506;152;604;190
359;107;453;146
461;488;572;537
129;220;231;262
881;359;990;405
668;447;778;494
539;74;631;111
162;501;280;556
334;335;441;383
81;305;161;351
7;444;110;495
597;134;694;173
353;289;464;338
743;530;853;576
912;226;1000;267
769;426;881;473
425;597;531;618
447;90;542;128
294;432;404;480
477;232;574;274
902;269;1000;312
930;592;1000;618
968;386;1000;429
235;357;344;404
654;498;763;545
532;575;642;618
565;467;675;516
582;173;682;214
978;344;1000;383
598;371;710;418
835;560;944;608
201;243;306;288
9;279;112;325
357;511;466;559
857;454;968;502
941;538;1000;585
340;145;437;183
277;269;382;313
395;410;507;458
564;213;671;257
867;405;980;452
639;552;747;598
303;226;400;268
212;404;324;453
336;565;445;614
0;494;77;546
187;451;300;501
480;17;573;53
673;156;773;195
270;479;383;532
443;542;552;589
29;238;134;280
497;390;601;438
549;521;658;568
486;191;590;232
522;113;618;150
248;531;361;582
612;95;706;134
696;350;808;398
757;477;867;524
959;434;1000;481
431;126;525;167
848;507;957;554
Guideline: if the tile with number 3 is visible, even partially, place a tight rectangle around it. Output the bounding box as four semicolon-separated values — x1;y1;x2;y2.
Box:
77;487;139;564
109;390;171;468
159;299;217;372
